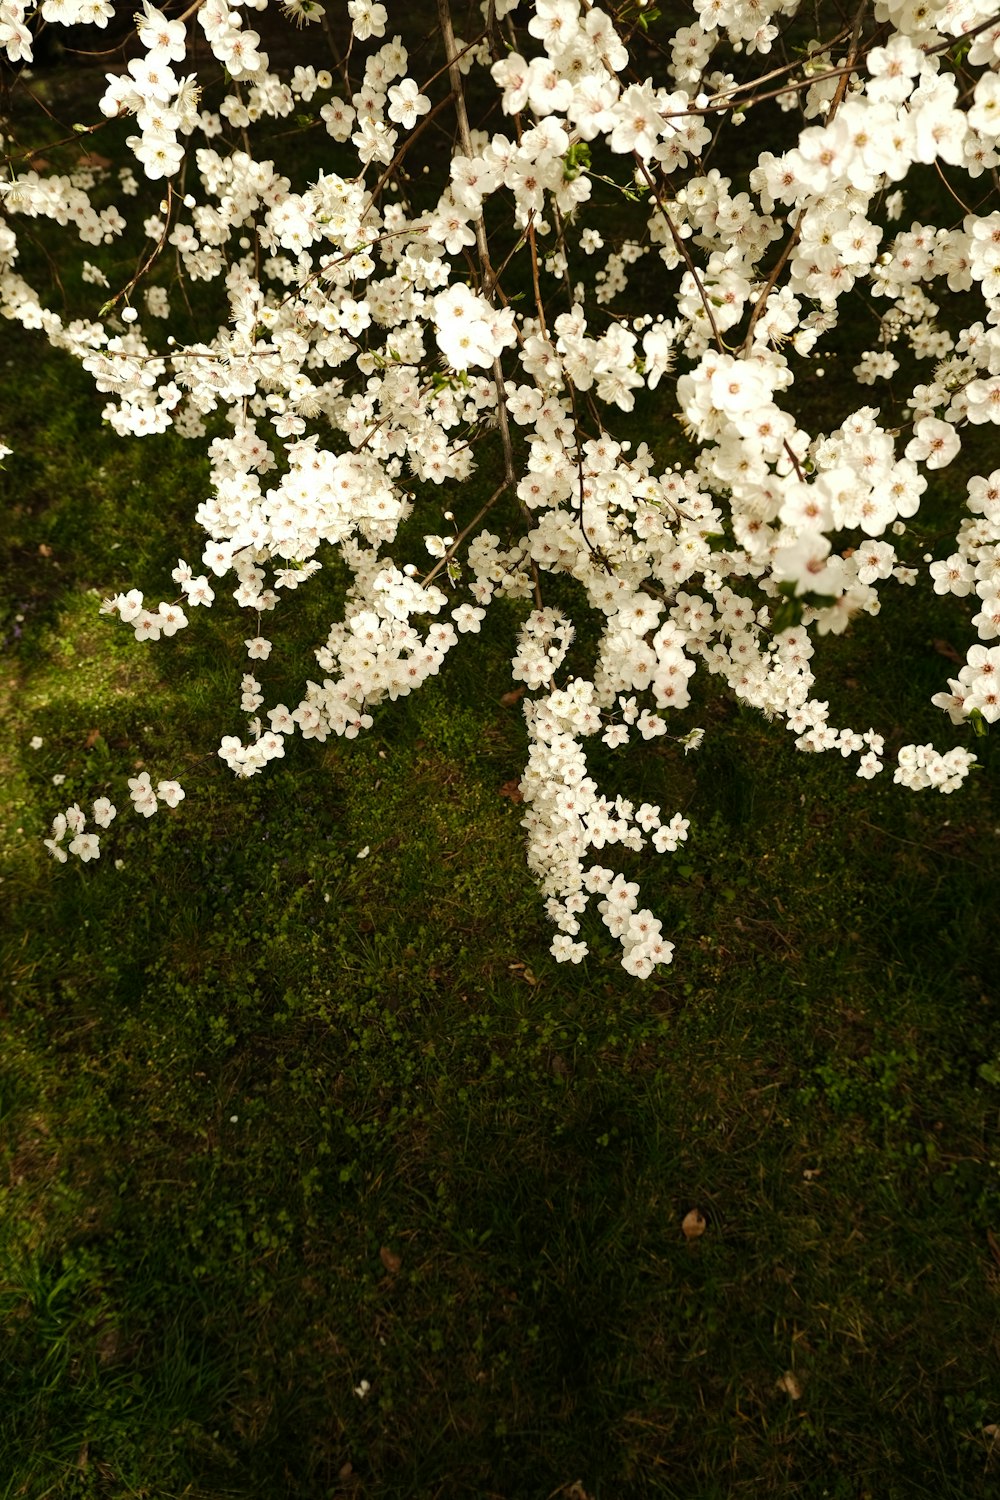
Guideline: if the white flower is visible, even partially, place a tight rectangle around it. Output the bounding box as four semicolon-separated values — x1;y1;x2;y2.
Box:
433;283;515;370
452;604;485;634
905;417;960;471
387;79;430;130
157;601;188;636
93;797;117;827
282;0;326;25
772;535;839;598
65;804;87;836
347;0;386;41
69;832;101;862
128;772;158;817
550;933;588;963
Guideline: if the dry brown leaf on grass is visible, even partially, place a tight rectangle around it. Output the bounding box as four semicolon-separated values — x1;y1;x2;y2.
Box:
498;779;524;803
499;687;526;706
379;1246;402;1274
777;1371;803;1400
681;1208;706;1240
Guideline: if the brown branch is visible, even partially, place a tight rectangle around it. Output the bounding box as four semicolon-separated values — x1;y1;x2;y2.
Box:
635;157;726;353
436;0;515;494
742;0;868;353
421;479;509;589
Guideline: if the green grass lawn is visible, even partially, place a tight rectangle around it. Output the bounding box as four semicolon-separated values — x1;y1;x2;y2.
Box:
1;319;999;1499
2;20;1000;1495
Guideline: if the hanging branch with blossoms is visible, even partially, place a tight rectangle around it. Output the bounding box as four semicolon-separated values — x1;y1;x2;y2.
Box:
3;0;1000;975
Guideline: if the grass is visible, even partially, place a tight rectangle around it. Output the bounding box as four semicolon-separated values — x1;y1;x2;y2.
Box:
2;319;999;1498
2;27;1000;1500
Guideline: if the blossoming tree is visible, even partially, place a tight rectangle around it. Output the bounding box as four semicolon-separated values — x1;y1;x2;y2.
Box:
3;0;999;974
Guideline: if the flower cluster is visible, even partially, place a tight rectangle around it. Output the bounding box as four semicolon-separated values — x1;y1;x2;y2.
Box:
101;587;189;641
44;774;183;862
44;796;116;865
6;0;998;971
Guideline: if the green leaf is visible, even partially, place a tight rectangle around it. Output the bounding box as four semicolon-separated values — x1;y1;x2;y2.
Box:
771;596;804;634
563;142;591;181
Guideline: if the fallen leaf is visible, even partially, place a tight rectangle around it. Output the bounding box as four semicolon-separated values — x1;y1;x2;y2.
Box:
379;1246;402;1274
84;728;101;749
933;638;962;664
38;542;52;557
682;1208;706;1240
777;1370;803;1400
499;779;523;803
499;687;525;707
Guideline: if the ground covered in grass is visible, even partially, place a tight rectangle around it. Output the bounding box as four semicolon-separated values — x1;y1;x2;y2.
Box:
2;16;1000;1493
1;317;999;1500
